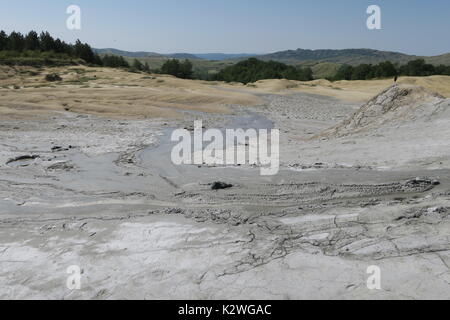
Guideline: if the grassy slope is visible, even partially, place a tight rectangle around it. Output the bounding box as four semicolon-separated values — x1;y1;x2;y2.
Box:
0;65;261;119
426;53;450;65
2;65;449;121
123;56;235;76
101;48;450;80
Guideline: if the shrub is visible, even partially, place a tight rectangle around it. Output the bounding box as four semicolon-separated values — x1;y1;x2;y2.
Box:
160;59;194;79
45;73;62;81
213;58;313;84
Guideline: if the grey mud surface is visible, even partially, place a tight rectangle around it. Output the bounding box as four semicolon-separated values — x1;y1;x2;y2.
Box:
1;92;450;299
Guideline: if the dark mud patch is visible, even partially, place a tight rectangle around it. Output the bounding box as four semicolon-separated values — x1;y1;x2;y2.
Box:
6;155;39;167
211;182;233;190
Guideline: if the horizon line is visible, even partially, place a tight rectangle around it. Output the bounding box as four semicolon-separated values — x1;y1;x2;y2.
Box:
94;47;450;58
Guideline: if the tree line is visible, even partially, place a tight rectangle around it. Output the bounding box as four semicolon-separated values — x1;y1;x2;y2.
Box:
0;30;197;76
0;30;140;70
141;57;450;83
0;30;102;65
100;55;130;68
331;59;450;81
2;30;450;81
121;58;194;78
212;58;313;84
155;59;193;79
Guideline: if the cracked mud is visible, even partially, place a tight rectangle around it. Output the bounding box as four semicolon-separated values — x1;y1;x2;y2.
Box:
1;85;450;299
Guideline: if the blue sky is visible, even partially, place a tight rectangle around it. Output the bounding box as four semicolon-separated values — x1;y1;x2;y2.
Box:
1;0;449;55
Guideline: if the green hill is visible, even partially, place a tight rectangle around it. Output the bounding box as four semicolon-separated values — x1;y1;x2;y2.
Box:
94;47;450;80
94;48;163;58
257;48;417;65
426;53;450;65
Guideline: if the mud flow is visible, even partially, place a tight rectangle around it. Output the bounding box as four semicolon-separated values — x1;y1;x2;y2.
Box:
1;85;449;299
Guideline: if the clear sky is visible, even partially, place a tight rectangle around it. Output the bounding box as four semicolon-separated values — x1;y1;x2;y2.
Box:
1;0;449;55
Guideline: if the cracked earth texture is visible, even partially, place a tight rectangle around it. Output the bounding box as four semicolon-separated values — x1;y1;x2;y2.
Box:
1;87;450;299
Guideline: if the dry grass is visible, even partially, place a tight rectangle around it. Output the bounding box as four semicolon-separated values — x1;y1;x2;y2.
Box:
242;76;450;102
1;65;449;119
0;66;261;119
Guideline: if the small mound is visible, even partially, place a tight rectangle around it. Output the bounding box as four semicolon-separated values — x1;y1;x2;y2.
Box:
251;79;299;92
318;84;445;138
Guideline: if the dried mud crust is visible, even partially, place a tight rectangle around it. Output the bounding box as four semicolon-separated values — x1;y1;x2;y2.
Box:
1;89;450;299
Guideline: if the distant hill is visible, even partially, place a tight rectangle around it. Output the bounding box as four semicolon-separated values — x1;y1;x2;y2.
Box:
95;47;450;67
257;48;418;65
93;47;450;80
166;53;202;60
95;47;450;66
95;49;257;61
194;53;257;61
93;48;163;58
426;53;450;66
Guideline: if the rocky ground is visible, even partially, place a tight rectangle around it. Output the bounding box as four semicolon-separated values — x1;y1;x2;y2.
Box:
0;80;449;299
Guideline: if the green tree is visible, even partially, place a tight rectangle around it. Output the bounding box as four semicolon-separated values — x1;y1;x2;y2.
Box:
74;40;95;64
0;31;7;51
374;61;397;78
300;67;314;81
333;65;354;80
161;59;179;77
160;59;194;79
351;64;373;80
132;59;144;71
24;31;40;51
400;59;435;76
436;65;450;76
8;31;25;51
93;54;103;66
101;54;129;68
54;38;73;55
143;62;150;73
179;59;193;79
39;31;55;51
214;58;313;84
119;56;130;68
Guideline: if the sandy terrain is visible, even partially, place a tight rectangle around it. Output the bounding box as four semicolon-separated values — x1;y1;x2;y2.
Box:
0;67;449;299
0;66;261;119
2;66;450;119
247;76;450;102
